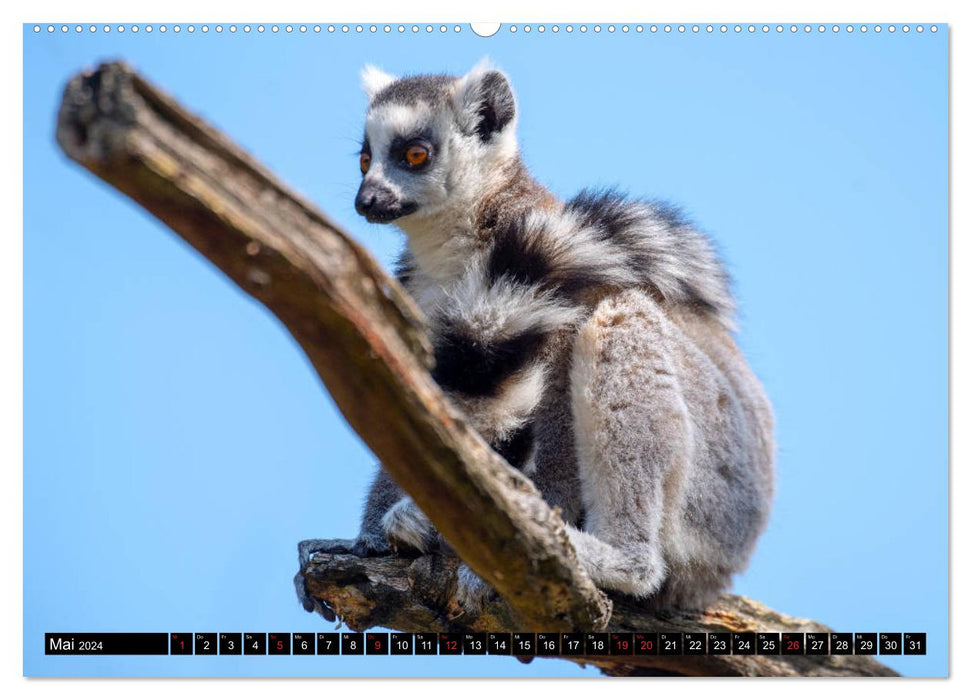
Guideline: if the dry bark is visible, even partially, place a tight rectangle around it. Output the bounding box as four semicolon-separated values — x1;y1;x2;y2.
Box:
300;539;897;677
56;62;897;677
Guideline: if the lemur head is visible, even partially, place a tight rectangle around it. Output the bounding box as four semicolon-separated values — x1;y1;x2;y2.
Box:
354;59;519;227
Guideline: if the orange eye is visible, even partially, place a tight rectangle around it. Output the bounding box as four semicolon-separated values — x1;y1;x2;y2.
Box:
360;152;371;174
405;145;429;167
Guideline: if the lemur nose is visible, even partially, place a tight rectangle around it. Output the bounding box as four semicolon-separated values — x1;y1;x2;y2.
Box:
355;189;377;215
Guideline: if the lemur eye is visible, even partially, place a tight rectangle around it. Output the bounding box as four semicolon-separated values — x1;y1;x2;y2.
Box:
405;145;429;167
360;152;371;174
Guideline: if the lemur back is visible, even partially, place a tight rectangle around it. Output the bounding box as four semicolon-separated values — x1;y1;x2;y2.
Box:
336;60;774;612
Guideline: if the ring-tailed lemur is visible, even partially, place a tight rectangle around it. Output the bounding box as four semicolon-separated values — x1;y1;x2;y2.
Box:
322;59;775;613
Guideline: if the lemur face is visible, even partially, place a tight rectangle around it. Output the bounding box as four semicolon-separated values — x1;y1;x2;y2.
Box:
355;60;518;225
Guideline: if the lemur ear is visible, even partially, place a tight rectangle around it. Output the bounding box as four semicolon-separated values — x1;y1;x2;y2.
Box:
361;64;397;101
452;58;517;141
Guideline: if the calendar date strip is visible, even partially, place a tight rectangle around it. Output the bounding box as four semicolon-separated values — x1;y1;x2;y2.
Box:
45;631;924;660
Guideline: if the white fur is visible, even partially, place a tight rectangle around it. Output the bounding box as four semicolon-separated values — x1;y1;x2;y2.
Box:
450;57;496;107
404;216;478;288
450;58;519;163
361;64;397;101
523;209;640;285
381;497;435;552
452;362;547;443
440;266;581;338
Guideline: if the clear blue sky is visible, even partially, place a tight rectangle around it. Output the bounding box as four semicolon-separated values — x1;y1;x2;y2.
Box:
24;24;947;677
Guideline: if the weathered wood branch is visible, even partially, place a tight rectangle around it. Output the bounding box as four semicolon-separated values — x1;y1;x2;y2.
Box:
300;540;896;677
56;62;896;676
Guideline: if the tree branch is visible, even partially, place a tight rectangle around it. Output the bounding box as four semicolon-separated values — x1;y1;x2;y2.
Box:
56;62;896;676
300;540;896;677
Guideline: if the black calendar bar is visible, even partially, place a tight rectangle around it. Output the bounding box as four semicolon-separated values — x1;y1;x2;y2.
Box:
44;631;927;656
46;633;169;655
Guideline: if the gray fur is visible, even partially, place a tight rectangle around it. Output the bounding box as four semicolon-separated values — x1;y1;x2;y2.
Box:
333;61;775;613
355;468;400;555
371;74;456;109
381;496;437;553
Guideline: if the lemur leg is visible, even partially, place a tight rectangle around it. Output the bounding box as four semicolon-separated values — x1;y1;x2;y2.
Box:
381;496;437;553
359;467;438;554
298;466;437;562
567;289;692;599
355;467;399;554
454;562;497;615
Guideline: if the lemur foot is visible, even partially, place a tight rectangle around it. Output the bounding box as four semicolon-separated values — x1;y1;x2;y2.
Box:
381;497;437;553
298;538;357;558
350;532;393;557
296;539;359;621
455;563;497;616
295;538;393;621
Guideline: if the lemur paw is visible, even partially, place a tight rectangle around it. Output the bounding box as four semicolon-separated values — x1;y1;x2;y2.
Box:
455;564;497;616
381;497;437;553
350;532;393;557
298;538;357;558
